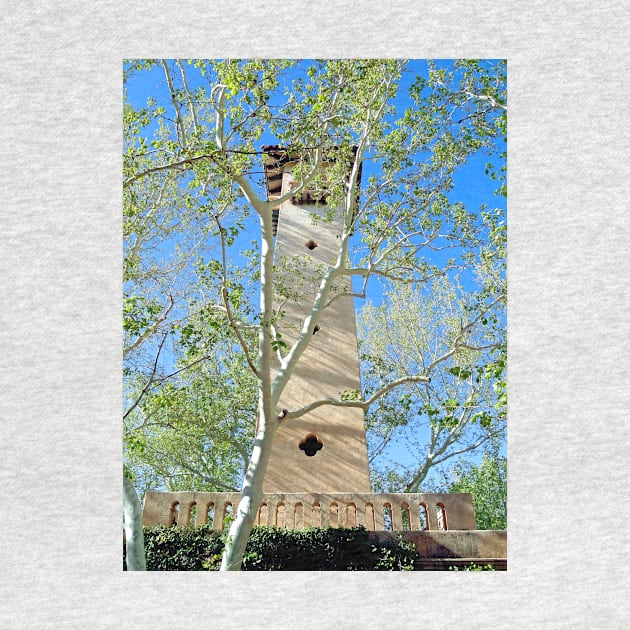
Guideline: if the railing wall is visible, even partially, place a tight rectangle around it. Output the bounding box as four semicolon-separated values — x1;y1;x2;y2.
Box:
143;492;477;531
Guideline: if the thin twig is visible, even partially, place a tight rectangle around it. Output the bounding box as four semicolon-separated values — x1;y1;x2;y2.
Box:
213;215;260;378
123;331;168;419
282;374;430;421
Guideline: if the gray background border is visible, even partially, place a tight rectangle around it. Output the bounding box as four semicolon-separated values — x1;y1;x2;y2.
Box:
1;1;628;627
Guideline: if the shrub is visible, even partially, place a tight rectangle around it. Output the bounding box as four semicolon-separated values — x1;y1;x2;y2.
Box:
448;562;496;571
128;524;418;571
141;523;224;571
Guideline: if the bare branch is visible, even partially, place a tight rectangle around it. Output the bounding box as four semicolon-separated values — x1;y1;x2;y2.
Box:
212;84;227;151
124;154;213;188
423;293;505;373
268;323;286;364
457;106;495;125
328;265;451;308
175;59;199;136
213;215;260;378
123;331;168;419
124;294;175;357
127;177;169;260
153;352;214;382
431;427;505;469
222;287;260;378
161;59;187;149
463;91;506;110
283;375;429;421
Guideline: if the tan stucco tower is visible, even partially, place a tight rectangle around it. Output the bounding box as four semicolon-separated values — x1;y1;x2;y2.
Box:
262;147;371;493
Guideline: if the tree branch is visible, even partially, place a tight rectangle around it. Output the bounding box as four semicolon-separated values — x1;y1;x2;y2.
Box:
267;83;345;210
283;375;430;421
153;352;214;382
123;331;168;419
463;91;506;111
213;214;260;378
124;154;213;188
124;294;174;357
423;293;505;374
161;59;187;149
272;69;401;403
212;84;227;151
175;59;199;136
222;287;260;378
175;459;240;492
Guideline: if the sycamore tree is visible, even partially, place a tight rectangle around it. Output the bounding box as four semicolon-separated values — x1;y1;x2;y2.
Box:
124;321;257;493
357;209;506;492
123;58;506;571
449;451;507;529
123;59;260;565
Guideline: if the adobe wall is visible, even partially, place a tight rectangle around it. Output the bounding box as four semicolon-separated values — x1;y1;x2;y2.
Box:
143;491;477;531
373;530;507;559
143;491;506;568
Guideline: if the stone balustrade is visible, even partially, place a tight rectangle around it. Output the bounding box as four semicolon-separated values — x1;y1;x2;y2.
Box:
143;491;477;531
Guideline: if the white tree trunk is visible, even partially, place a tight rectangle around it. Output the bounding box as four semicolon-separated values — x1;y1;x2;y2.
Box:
123;475;146;571
220;417;277;570
219;203;278;571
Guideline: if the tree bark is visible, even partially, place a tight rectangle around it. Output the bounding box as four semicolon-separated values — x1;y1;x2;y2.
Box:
220;415;277;570
220;204;277;571
123;476;146;571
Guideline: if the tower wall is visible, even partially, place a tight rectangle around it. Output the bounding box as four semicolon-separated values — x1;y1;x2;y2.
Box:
263;163;371;493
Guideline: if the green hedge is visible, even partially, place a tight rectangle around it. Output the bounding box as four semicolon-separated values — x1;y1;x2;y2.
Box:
128;524;419;571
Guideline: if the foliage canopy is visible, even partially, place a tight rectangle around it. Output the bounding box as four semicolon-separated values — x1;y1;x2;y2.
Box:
122;58;507;570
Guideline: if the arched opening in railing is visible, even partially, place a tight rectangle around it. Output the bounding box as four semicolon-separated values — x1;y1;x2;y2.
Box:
206;502;215;528
418;503;428;530
189;502;197;527
383;503;393;531
276;503;286;528
401;503;411;531
294;502;304;529
312;502;321;527
330;502;339;528
365;502;375;531
346;502;357;528
258;502;268;526
223;503;233;529
436;503;447;530
170;502;180;527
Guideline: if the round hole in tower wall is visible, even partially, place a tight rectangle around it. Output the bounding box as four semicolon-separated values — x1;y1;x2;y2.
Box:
299;433;323;457
304;240;318;250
